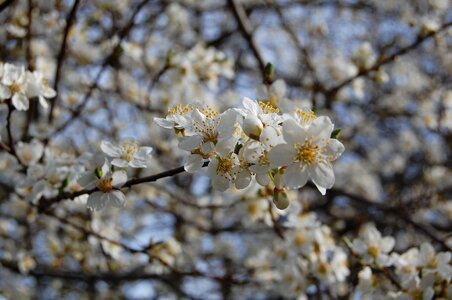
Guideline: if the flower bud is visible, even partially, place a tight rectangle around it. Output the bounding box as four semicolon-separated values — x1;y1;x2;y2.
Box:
273;188;289;210
243;116;263;140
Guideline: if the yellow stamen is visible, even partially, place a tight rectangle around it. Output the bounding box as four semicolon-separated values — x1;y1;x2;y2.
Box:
217;158;233;174
258;101;279;113
98;178;113;193
296;142;317;165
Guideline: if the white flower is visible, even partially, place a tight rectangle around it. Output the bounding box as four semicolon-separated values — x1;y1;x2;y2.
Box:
1;63;30;110
16;139;44;166
26;71;56;109
78;160;128;211
417;242;452;280
256;79;287;108
206;138;246;191
352;223;395;266
268;116;344;194
100;140;153;168
179;105;238;173
17;251;36;274
235;97;283;143
154;103;194;130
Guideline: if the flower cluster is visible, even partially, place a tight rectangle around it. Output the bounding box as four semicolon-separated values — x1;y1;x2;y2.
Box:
78;141;153;211
155;97;344;209
352;223;452;299
0;62;56;111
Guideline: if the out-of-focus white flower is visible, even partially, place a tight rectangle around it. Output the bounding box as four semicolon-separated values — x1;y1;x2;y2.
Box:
101;140;152;168
352;223;395;266
16;139;44;166
27;70;56;109
154;103;195;130
417;242;452;280
17;251;36;274
256;79;287;108
1;63;29;110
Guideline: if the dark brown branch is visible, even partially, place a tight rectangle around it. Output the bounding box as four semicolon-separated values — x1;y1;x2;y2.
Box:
227;0;266;77
49;0;152;137
6;102;16;155
324;20;452;102
328;186;452;252
48;0;81;123
0;0;15;13
37;161;208;212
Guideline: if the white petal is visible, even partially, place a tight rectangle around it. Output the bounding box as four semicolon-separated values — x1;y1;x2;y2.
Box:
212;175;230;191
111;170;127;187
184;154;204;173
12;93;29;111
138;147;153;156
255;171;270;186
111;158;129;168
325;139;345;161
154;117;175;129
200;141;215;154
270;79;286;98
215;137;236;157
129;159;147;168
284;163;308;189
43;87;56;98
100;141;122;157
381;237;395;253
309;116;334;142
38;96;49;109
218;108;239;136
0;85;11;99
179;135;202;151
308;162;335;192
77;172;98;189
87;192;105;211
282;118;306;145
235;169;252;189
242;97;259;115
109;190;126;207
268;144;296;168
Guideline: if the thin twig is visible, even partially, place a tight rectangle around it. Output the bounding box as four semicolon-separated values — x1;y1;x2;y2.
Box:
48;0;81;122
227;0;266;77
36;161;209;212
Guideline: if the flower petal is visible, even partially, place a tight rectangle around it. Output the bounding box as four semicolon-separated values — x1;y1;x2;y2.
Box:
184;154;204;173
111;170;127;187
109;190;126;207
235;169;252;189
12;93;29;111
179;135;202;151
282;118;306;145
284;163;308;189
268;144;296;168
100;141;122;157
308;162;335;193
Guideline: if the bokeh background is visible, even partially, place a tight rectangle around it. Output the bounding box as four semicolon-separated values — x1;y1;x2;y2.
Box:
0;0;451;299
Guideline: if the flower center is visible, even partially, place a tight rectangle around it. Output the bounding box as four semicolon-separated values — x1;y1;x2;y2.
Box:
10;82;21;94
121;141;139;162
258;151;269;166
258;101;279;114
217;157;233;174
368;245;379;257
295;108;316;126
296;142;317;165
98;178;113;193
167;104;193;116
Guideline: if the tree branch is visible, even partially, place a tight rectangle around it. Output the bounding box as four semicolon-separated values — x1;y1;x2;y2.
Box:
48;0;81;122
